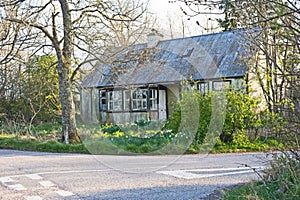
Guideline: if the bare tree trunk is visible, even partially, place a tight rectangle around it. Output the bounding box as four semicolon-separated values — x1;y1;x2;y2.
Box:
57;62;79;143
58;0;79;144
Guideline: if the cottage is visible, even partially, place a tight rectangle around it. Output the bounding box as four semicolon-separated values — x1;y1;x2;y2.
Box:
81;29;254;124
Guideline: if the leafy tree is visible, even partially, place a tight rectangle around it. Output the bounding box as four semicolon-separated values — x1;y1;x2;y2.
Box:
0;55;60;133
22;55;60;125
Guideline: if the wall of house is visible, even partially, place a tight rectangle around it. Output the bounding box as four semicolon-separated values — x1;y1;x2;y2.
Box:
80;88;99;123
106;112;156;124
166;84;180;117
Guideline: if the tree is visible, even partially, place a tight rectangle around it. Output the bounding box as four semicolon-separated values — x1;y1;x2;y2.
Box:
0;55;60;133
175;0;300;136
169;0;233;32
0;0;147;143
21;55;60;127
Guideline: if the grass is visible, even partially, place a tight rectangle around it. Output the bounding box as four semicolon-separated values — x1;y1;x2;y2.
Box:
222;151;300;200
0;133;89;154
0;122;284;155
222;174;300;200
209;138;284;153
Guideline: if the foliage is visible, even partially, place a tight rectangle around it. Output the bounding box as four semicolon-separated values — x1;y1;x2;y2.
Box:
84;122;283;154
225;90;260;131
100;123;178;154
221;90;261;142
0;123;285;154
222;151;300;200
165;89;261;148
101;124;121;135
134;119;151;127
165;90;212;149
175;0;300;149
0;55;61;134
212;135;284;153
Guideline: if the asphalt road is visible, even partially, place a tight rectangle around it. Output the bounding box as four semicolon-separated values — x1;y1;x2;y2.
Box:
0;150;272;200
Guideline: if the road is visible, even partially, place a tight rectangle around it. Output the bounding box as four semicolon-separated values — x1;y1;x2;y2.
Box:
0;150;271;200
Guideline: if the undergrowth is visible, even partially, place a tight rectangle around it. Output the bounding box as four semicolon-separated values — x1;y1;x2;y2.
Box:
222;150;300;200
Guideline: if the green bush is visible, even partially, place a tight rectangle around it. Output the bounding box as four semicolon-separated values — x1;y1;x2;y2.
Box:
101;124;121;134
134;119;151;127
165;90;212;149
221;90;260;142
165;89;260;151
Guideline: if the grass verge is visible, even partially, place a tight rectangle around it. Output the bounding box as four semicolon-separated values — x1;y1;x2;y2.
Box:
222;151;300;200
0;134;89;154
0;132;282;155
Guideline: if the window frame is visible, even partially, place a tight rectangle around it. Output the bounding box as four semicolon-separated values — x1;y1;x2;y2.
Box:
212;80;231;91
107;90;123;111
99;90;107;111
101;87;160;112
149;88;158;110
131;89;148;111
198;82;209;95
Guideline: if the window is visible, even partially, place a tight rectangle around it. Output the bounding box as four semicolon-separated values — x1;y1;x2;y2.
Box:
213;80;231;91
149;89;158;110
99;90;107;111
123;90;131;111
101;88;159;112
182;47;194;57
198;82;209;95
131;89;147;111
107;90;123;111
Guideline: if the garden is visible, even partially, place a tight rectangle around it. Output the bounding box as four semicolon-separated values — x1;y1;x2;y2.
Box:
0;90;289;155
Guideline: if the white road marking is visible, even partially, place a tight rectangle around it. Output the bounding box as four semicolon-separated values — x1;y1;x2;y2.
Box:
1;169;113;180
26;174;43;180
0;169;113;197
7;183;27;191
0;176;14;183
39;181;56;187
25;196;43;200
157;166;264;179
55;190;74;197
38;168;114;175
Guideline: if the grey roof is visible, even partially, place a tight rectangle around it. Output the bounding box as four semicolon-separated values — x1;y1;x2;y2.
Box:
82;30;253;88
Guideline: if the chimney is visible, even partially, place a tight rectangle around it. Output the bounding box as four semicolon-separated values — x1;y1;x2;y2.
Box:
147;29;163;48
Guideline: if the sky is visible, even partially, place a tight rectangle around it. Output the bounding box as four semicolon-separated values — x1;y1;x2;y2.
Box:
144;0;220;38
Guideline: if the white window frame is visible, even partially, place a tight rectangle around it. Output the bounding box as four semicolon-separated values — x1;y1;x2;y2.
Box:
198;82;209;95
149;89;158;110
213;80;231;91
99;90;107;111
131;89;148;111
107;90;123;111
123;90;131;111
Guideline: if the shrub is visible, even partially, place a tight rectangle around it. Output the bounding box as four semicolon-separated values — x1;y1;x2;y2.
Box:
102;124;121;134
165;90;212;149
221;90;260;142
134;119;151;127
165;89;260;151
